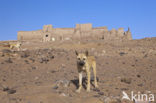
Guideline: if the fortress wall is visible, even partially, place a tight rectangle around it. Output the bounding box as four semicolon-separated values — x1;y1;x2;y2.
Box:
91;28;109;39
17;32;23;40
109;28;117;38
18;31;42;41
52;28;75;35
17;24;133;41
117;28;124;37
43;25;53;32
110;28;117;34
43;32;52;42
103;32;111;40
124;31;132;40
94;26;108;31
92;29;104;38
81;32;92;37
72;30;81;39
76;23;92;32
75;24;80;29
92;28;108;34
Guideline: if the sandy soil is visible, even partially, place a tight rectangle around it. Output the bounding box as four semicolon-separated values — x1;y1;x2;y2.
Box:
0;38;156;103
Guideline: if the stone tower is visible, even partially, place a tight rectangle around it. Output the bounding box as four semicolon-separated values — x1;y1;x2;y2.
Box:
42;25;53;42
124;27;132;40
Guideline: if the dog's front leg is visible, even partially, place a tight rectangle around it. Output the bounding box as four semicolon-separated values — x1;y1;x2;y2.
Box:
18;46;21;51
17;47;20;51
76;72;82;93
86;70;91;92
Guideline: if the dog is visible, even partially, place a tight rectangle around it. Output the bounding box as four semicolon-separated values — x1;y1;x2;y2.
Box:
75;50;98;93
9;42;22;51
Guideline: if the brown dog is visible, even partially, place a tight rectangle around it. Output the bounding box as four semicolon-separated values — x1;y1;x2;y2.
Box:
75;50;98;93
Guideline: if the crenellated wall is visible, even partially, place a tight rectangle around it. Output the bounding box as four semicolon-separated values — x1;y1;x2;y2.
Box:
18;30;42;41
17;23;132;42
52;28;75;35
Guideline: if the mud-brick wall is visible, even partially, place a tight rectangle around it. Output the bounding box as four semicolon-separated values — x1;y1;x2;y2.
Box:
76;23;92;32
52;28;75;38
92;28;109;38
17;30;42;41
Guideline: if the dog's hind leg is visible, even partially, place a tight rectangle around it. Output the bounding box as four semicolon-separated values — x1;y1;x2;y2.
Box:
92;62;98;88
10;45;13;49
86;69;91;92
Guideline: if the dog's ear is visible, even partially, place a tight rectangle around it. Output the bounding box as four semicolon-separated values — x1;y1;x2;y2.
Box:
85;50;88;56
75;50;78;56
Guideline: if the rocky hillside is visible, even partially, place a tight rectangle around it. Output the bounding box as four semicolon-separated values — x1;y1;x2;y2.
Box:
0;38;156;103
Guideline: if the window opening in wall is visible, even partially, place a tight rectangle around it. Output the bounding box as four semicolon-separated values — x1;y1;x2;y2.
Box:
46;34;48;37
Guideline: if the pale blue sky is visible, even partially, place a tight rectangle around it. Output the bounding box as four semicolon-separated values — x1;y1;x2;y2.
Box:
0;0;156;40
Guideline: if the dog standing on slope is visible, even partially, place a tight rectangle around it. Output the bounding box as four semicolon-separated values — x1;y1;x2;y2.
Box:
75;50;98;93
9;42;22;51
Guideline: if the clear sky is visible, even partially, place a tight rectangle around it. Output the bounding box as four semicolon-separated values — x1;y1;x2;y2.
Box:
0;0;156;40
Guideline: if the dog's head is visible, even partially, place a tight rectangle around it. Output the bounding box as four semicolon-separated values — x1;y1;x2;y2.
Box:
75;50;88;66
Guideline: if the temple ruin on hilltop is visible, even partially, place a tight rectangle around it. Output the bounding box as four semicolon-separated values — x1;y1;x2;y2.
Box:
17;23;132;42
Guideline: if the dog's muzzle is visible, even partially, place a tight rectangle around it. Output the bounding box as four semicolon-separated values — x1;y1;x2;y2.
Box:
78;61;85;66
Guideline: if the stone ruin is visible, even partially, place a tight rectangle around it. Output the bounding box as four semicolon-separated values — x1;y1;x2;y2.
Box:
17;23;132;42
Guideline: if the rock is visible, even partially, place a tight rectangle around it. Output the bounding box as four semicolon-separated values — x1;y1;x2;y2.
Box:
121;78;131;84
20;51;30;58
1;49;12;56
94;95;101;97
102;50;106;54
121;88;129;91
3;87;10;91
52;85;58;89
5;58;13;63
101;96;121;103
39;57;49;63
137;74;141;78
29;58;35;63
119;52;127;56
32;66;37;70
24;60;29;64
137;83;143;87
7;89;16;94
54;79;70;89
49;55;54;59
93;88;100;92
3;87;16;94
35;81;42;85
51;70;57;73
143;54;148;58
121;99;134;103
59;93;67;97
98;91;104;95
34;76;39;80
2;78;6;81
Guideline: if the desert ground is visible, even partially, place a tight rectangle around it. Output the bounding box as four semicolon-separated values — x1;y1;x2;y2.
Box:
0;38;156;103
